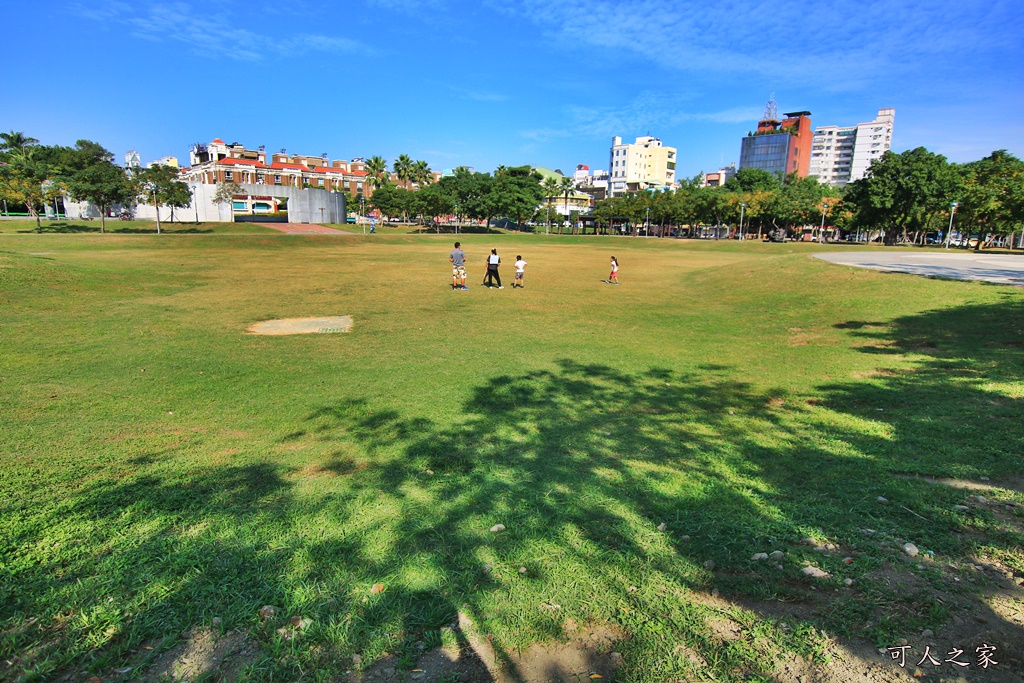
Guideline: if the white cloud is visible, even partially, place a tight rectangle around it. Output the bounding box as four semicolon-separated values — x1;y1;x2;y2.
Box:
560;93;761;139
520;128;571;142
486;0;1020;87
72;1;369;61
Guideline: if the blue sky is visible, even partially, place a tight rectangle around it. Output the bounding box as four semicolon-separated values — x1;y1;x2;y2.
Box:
5;0;1022;178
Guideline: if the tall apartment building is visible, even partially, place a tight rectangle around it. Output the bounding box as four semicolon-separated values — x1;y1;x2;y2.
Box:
809;108;895;186
608;136;677;196
739;99;813;179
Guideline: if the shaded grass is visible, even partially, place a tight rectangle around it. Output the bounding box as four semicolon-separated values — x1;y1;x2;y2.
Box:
0;219;279;235
1;234;1022;681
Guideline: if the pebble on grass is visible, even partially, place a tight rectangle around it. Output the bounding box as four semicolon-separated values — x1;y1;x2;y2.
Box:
490;524;506;533
801;566;830;579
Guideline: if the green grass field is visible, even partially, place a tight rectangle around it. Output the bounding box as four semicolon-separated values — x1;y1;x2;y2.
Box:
1;232;1022;682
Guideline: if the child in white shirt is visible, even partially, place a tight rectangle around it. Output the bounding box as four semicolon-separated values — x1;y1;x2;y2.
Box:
513;255;527;288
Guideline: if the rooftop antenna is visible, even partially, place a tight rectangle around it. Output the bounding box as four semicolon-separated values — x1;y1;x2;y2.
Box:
762;93;779;122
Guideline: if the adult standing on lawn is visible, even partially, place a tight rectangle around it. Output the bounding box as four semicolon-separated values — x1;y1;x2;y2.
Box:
484;249;503;289
450;242;468;290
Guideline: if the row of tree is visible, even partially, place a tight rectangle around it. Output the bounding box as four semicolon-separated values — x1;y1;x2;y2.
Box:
0;131;191;233
583;148;1024;248
5;130;1020;246
363;166;546;230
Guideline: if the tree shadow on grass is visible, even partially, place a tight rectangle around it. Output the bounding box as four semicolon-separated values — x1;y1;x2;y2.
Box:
4;300;1023;681
17;222;102;233
112;227;214;234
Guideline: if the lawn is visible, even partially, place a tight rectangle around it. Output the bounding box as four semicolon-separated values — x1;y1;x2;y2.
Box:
1;233;1022;682
0;219;278;235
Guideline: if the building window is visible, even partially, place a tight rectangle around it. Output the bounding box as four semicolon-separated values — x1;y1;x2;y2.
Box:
274;175;281;184
225;171;233;180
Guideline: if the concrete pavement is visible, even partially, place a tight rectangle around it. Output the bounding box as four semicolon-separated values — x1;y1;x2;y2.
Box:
815;251;1024;287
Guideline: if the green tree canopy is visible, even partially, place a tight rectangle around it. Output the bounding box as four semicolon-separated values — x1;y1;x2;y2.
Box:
956;150;1024;248
66;159;133;233
845;147;961;245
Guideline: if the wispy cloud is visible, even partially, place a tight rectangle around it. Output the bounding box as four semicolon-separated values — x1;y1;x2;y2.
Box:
560;93;761;139
485;0;1021;87
520;128;571;142
72;1;369;61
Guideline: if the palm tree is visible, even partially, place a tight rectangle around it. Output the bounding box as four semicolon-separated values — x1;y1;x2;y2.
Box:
0;131;39;153
393;154;414;188
413;160;432;186
365;156;389;190
559;176;575;234
541;177;559;234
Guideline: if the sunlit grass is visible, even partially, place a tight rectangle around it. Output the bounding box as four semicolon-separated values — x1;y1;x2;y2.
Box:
1;232;1022;681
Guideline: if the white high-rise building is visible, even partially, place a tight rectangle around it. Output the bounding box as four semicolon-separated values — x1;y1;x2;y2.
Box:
609;136;677;196
809;108;894;186
124;150;141;169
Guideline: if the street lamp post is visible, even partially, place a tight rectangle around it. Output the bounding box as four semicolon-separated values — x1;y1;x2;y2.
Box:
945;201;959;249
191;185;199;224
455;204;459;234
819;203;828;242
739;202;746;240
645;206;651;238
360;195;366;236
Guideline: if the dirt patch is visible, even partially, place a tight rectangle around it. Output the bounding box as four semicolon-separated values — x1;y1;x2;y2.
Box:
140;628;256;682
247;315;353;335
896;474;1024;498
344;613;625;683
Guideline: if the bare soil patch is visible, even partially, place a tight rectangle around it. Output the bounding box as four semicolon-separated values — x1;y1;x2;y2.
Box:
247;315;353;335
344;613;626;683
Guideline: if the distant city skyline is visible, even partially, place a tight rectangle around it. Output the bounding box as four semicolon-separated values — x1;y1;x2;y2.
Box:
6;1;1022;178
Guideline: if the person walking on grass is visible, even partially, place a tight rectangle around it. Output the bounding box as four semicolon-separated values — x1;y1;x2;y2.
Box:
606;256;620;284
513;255;527;288
450;241;468;290
484;248;503;288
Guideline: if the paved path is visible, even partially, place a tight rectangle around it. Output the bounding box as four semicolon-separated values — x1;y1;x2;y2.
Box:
255;223;355;235
815;251;1024;287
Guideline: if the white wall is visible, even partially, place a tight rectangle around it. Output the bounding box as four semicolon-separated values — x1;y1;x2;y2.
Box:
63;184;346;224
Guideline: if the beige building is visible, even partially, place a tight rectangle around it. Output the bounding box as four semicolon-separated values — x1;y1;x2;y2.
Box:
609;136;677;196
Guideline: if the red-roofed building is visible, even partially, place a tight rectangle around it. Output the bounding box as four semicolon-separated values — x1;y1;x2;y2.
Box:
182;138;381;197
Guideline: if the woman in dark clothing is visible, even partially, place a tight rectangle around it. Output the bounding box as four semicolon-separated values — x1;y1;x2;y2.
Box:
484;248;503;288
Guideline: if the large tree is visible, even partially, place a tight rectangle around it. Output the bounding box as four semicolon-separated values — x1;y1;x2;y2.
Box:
956;150;1024;249
845;148;961;245
393;154;414;188
136;165;192;231
541;176;560;234
489;166;543;231
0;131;39;153
0;148;60;231
365;156;389;190
368;183;411;221
413;160;433;186
65;160;133;233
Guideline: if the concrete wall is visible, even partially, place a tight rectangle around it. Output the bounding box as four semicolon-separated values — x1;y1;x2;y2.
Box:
63;183;345;224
